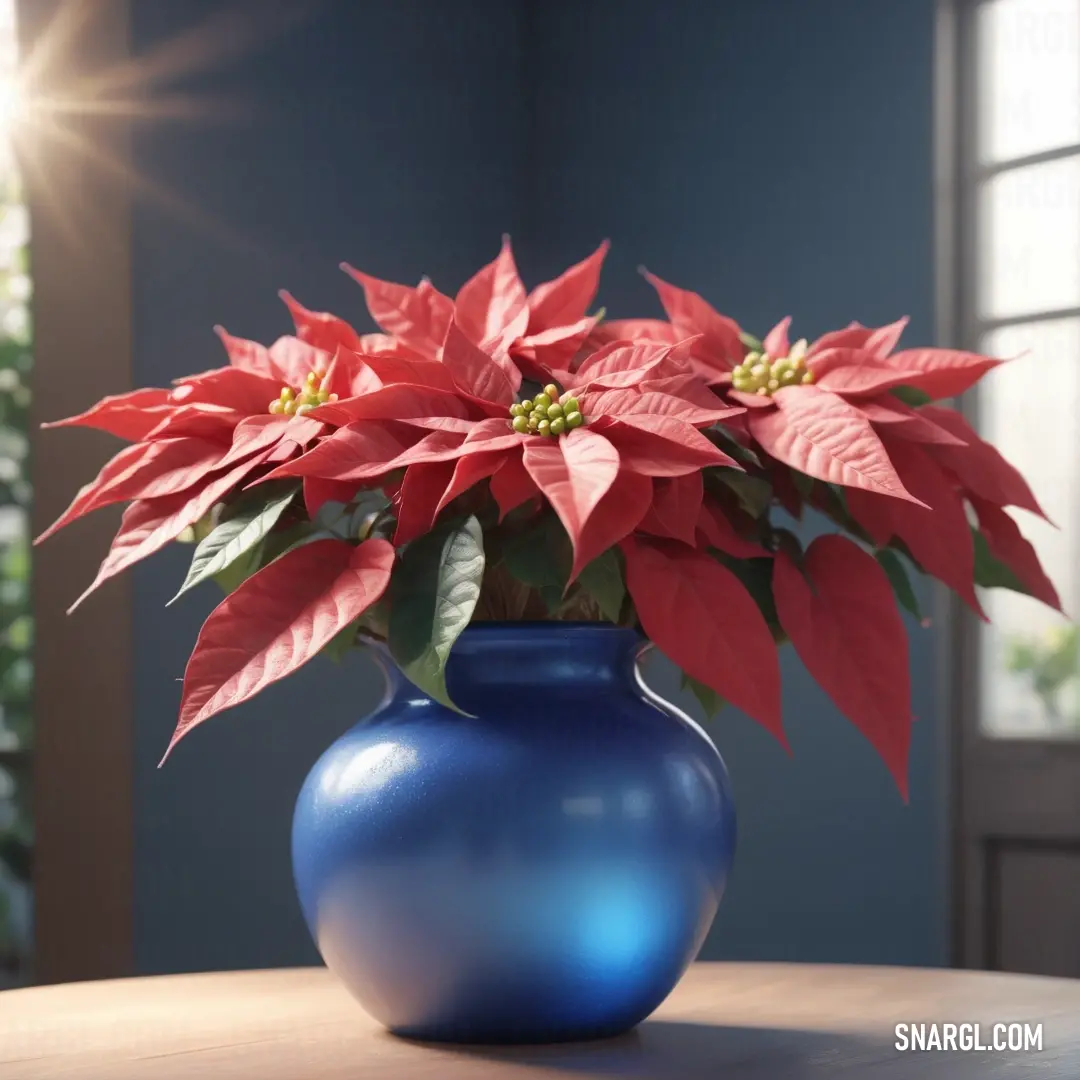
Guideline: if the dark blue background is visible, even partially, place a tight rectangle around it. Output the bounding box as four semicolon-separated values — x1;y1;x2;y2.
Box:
127;0;945;974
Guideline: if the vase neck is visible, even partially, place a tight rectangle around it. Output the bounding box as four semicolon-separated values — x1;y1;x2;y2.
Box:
449;624;644;690
365;625;645;701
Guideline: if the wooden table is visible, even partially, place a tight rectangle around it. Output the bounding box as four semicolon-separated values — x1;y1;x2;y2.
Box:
3;962;1079;1078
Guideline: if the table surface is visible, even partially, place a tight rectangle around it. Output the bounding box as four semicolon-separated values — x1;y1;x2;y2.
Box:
3;962;1079;1079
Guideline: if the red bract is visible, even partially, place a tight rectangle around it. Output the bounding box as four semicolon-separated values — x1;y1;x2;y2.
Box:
622;535;784;740
38;323;342;604
917;406;1050;521
68;450;287;613
165;537;395;758
269;335;744;578
744;386;926;504
721;313;1005;505
840;399;1058;613
639;271;744;377
639;277;1011;508
339;236;610;386
969;497;1061;612
772;536;912;797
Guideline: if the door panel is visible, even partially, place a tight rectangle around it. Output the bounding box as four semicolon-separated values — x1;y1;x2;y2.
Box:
993;841;1080;975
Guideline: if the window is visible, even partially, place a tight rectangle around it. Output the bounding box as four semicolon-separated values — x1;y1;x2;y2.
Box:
962;0;1080;736
0;0;30;987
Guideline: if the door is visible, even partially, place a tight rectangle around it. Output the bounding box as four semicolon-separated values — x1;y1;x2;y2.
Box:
945;0;1080;975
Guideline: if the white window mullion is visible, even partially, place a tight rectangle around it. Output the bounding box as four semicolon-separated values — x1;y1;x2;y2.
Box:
970;0;1080;737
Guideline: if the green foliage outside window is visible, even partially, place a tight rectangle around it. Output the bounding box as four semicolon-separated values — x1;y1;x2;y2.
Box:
0;169;32;984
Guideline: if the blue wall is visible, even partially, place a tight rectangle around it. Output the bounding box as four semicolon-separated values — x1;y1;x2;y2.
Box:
524;0;946;968
130;0;945;974
129;0;528;974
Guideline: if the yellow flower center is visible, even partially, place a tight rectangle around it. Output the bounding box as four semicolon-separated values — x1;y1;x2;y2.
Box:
267;370;338;416
509;383;585;437
731;339;815;396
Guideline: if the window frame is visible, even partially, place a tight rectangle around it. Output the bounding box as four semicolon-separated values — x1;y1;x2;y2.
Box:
938;0;1080;968
20;0;134;984
948;0;1080;746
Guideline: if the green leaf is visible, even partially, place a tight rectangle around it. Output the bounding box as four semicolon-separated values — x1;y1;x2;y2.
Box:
812;483;874;545
710;468;773;518
738;331;764;352
577;547;626;623
322;616;363;663
790;471;815;500
875;548;923;620
681;670;725;718
312;500;348;531
972;527;1029;595
212;543;264;595
314;490;390;541
829;484;850;513
705;428;762;469
170;484;299;604
0;830;31;882
771;527;803;562
713;553;779;626
211;520;316;595
890;385;932;408
388;516;486;711
501;514;571;590
539;585;565;615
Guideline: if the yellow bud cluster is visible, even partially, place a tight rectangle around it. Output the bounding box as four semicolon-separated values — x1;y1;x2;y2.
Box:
268;370;339;416
731;340;815;396
509;383;585;437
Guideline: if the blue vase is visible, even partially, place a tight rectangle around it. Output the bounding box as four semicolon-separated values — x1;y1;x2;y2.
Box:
291;622;736;1044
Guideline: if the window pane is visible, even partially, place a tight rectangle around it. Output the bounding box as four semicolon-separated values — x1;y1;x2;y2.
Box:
978;156;1080;319
978;318;1080;738
978;0;1080;163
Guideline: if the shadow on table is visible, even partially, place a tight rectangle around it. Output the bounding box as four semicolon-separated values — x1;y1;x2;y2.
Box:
427;1020;1023;1078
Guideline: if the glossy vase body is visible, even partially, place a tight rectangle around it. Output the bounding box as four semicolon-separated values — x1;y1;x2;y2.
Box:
291;624;736;1044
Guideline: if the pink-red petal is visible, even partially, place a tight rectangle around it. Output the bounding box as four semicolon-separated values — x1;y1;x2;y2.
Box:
637;472;702;545
341;264;453;359
970;497;1062;612
167;537;395;756
526;240;609;331
919;406;1050;521
846;438;986;619
522;427;620;567
772;537;911;796
622;536;783;740
454;235;528;348
42;389;177;441
747;385;923;504
640;271;743;372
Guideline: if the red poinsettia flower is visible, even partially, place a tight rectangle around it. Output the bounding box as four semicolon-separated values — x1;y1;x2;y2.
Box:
642;275;1005;503
35;314;382;608
267;327;744;578
262;328;805;743
39;240;1062;805
335;236;609;388
828;400;1059;620
164;535;396;760
688;307;1052;621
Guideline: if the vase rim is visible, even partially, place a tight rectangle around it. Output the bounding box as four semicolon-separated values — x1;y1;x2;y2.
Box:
358;624;648;675
456;621;642;638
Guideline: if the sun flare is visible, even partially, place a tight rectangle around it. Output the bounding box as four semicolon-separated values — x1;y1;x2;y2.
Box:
0;70;25;171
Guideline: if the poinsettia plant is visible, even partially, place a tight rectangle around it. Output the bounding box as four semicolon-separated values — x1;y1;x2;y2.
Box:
39;237;1060;796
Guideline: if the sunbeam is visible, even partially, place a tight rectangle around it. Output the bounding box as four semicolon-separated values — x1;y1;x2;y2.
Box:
8;0;327;261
